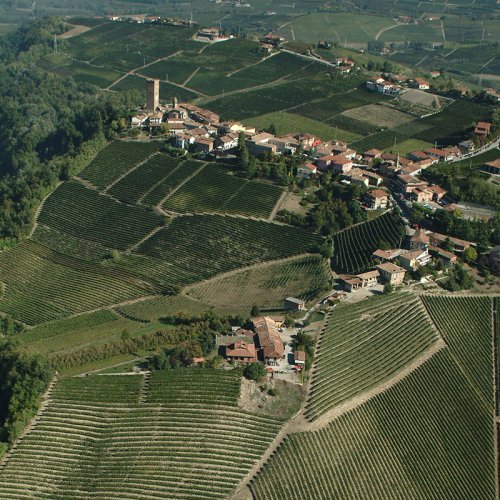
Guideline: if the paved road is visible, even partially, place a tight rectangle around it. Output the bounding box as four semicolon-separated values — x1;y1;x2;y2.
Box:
450;138;500;163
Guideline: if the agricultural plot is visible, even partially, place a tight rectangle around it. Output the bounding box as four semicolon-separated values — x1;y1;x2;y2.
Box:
38;181;163;250
80;140;161;190
306;293;439;420
136;214;322;284
51;57;123;87
111;74;199;101
422;295;494;407
342;104;414;128
0;241;155;325
202;74;365;121
115;294;211;322
186;255;331;313
331;212;406;274
244;112;361;143
251;349;496;499
162;164;283;218
281;13;396;45
108;153;185;205
0;370;284;499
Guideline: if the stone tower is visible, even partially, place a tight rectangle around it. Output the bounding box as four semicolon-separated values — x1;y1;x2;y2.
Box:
146;79;160;111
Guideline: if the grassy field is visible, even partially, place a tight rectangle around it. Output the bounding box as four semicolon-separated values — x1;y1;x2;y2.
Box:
331;212;406;274
244;112;361;143
306;293;439;420
185;255;331;313
342;104;414;128
0;370;285;499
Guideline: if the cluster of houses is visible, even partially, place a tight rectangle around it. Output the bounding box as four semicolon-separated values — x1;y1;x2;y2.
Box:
337;228;470;292
367;74;432;96
222;316;305;369
100;14;196;27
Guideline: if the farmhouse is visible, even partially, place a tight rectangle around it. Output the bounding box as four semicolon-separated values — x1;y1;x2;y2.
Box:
372;248;400;261
253;317;285;363
396;174;427;193
413;78;430;90
216;134;239;151
424;148;454;162
376;262;406;285
429;232;472;253
407;150;430;162
410;228;430;250
284;297;306;311
481;159;500;176
363;148;382;160
408;186;433;204
474;121;491;137
338;270;380;292
294;350;306;366
225;340;257;363
365;189;388;210
428;246;458;266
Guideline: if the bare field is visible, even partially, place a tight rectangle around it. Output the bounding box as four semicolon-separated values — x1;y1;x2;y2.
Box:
342;104;414;128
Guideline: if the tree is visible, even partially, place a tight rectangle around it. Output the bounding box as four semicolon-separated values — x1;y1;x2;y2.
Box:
383;283;394;294
243;362;267;381
320;241;333;258
463;246;477;263
250;304;260;317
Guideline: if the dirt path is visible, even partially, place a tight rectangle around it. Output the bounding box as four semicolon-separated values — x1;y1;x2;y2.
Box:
129;226;164;251
375;23;400;41
183;66;201;86
268;190;288;221
156;163;206;208
441;20;446;42
28;181;62;238
104;152;160;193
227;52;278;77
58;24;91;39
106;50;182;91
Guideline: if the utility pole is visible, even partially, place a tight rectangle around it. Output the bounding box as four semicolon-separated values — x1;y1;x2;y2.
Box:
53;34;57;53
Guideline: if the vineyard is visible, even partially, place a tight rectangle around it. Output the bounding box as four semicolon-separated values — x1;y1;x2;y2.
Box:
79;141;161;190
331;212;406;274
162;164;283;218
422;295;495;407
250;349;496;499
38;181;163;250
136;214;322;284
185;255;331;313
0;370;285;499
306;293;439;420
0;241;155;325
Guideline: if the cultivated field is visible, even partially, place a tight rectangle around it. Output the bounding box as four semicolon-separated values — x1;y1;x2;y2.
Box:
185;255;331;313
306;293;439;420
0;370;285;499
342;104;414;128
331;212;406;274
250;294;497;499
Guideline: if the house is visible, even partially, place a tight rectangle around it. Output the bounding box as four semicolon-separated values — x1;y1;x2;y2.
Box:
407;150;430;162
284;297;306;311
294;350;306;366
426;184;446;201
131;113;148;127
395;174;427;193
474;121;492;137
410;228;430;250
413;77;430;90
372;249;400;261
148;112;163;128
428;246;458;267
335;57;355;67
253;317;285;362
343;173;369;187
337;270;380;292
401;164;424;176
365;189;388;210
408;186;433;204
197;27;222;40
399;249;431;271
429;232;472;253
225;340;257;363
363;148;382;160
193;137;214;153
297;163;317;178
331;145;356;159
424;148;453;162
481;159;500;176
376;262;406;286
429;71;441;78
175;133;196;149
330;155;353;173
260;43;273;52
458;140;475;153
216;135;239;151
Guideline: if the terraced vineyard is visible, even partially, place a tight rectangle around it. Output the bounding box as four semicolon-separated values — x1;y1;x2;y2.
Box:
79;141;161;190
0;241;155;325
251;348;496;499
422;295;494;406
38;181;163;250
306;293;439;421
186;255;331;313
0;370;284;499
331;212;405;274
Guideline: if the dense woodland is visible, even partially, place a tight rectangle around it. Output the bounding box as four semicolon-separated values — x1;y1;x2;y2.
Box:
0;18;134;244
